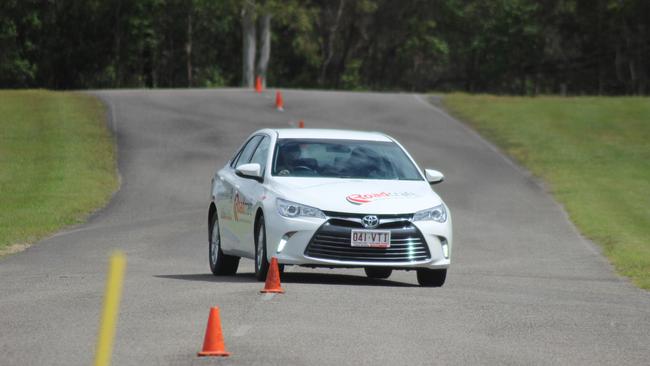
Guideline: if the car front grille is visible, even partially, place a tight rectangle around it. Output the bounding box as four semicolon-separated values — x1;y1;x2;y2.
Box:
304;213;431;263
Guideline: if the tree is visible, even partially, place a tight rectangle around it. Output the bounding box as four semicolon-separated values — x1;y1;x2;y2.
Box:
1;0;648;94
0;0;38;87
256;13;272;87
241;0;256;87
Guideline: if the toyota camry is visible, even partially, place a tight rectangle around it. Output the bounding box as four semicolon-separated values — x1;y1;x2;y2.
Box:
208;129;452;286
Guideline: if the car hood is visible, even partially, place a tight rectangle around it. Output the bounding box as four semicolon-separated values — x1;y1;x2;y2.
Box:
269;178;442;214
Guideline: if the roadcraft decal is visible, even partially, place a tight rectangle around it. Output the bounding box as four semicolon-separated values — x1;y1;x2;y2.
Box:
233;192;253;221
346;191;418;205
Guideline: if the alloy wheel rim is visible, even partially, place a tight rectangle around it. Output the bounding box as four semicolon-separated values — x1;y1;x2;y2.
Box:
211;220;219;266
256;225;264;272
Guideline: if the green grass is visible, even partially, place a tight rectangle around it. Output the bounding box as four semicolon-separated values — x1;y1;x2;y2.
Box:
443;94;650;289
0;90;117;254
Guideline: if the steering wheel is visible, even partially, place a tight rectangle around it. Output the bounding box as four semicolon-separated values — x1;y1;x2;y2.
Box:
292;165;314;173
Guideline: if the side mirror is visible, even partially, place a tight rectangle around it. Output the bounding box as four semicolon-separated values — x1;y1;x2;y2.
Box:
236;163;263;182
424;169;444;184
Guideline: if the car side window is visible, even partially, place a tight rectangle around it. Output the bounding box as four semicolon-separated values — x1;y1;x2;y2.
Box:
249;136;270;173
232;135;262;168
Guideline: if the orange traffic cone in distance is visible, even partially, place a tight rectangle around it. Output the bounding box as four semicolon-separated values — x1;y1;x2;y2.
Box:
298;120;305;128
275;91;284;111
255;76;263;93
261;257;284;293
197;307;231;357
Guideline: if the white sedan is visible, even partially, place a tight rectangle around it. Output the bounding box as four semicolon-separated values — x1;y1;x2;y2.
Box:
208;129;452;286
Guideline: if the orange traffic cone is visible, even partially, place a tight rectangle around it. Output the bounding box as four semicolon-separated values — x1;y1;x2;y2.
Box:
275;91;284;111
255;76;263;93
261;257;284;293
197;307;231;357
298;120;305;128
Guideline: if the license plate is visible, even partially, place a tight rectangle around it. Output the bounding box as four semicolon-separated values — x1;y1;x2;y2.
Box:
351;230;391;248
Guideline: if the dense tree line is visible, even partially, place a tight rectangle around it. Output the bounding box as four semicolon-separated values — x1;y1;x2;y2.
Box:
1;0;648;94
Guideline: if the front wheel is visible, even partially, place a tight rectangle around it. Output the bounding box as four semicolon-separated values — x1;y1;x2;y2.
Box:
416;268;446;287
209;213;239;275
254;216;270;281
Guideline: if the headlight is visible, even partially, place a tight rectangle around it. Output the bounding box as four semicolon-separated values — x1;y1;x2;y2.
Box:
413;204;447;223
276;198;326;219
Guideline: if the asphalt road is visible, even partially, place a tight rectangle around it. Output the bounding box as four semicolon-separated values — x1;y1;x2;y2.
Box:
1;89;649;366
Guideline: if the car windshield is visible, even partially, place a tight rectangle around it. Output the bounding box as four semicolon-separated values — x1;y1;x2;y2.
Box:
271;138;423;180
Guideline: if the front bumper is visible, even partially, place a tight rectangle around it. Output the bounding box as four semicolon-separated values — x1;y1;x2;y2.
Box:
264;211;452;269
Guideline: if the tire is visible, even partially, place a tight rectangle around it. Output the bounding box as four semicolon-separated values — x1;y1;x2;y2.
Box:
416;268;446;287
364;267;392;279
209;213;239;275
254;216;270;281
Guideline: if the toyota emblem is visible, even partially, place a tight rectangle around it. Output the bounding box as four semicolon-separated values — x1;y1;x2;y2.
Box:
362;215;379;228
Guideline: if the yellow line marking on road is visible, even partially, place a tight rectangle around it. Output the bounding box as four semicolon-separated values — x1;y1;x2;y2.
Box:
94;251;126;366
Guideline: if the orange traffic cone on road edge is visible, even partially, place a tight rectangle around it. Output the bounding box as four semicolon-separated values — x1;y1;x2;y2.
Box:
255;76;263;93
298;120;305;128
275;91;284;111
197;307;231;357
261;257;285;293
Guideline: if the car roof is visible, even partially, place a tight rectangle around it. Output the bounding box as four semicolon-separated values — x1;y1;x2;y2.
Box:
272;128;393;142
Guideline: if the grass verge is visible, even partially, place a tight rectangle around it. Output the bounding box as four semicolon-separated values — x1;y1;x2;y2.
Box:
443;94;650;289
0;90;117;255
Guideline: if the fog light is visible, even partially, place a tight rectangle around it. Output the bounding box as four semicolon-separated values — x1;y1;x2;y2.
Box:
276;232;296;253
441;238;449;259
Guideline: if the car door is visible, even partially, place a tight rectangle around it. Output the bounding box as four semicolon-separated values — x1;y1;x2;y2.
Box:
235;135;271;254
217;135;262;256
